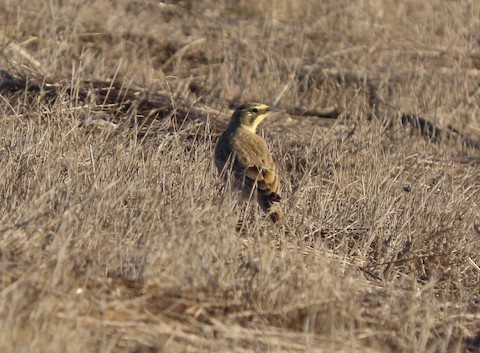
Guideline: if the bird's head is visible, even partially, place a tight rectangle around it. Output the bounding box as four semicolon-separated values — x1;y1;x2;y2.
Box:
229;102;273;133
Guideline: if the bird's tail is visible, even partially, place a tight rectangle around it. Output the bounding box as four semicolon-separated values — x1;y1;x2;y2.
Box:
257;191;283;223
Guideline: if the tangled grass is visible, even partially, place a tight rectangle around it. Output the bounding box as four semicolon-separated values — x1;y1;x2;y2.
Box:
0;0;479;352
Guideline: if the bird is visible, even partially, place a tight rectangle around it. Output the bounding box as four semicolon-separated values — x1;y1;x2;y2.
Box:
214;102;283;223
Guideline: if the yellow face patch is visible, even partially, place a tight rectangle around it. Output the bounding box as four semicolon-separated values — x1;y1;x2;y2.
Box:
238;103;271;131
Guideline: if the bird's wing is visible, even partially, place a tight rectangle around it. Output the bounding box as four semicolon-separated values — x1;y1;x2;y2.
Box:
245;165;279;194
233;133;280;195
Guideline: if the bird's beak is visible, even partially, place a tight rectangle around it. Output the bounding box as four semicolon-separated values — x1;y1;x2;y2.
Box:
266;107;281;117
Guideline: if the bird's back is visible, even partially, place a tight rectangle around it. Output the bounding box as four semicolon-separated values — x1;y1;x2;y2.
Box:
215;125;283;222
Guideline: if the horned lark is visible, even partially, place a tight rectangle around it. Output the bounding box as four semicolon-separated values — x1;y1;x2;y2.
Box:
215;103;283;223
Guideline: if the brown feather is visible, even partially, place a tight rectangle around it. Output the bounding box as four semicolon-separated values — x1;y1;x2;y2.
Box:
214;104;283;223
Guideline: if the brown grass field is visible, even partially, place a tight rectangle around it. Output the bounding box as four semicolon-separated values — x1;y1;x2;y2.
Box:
1;0;480;352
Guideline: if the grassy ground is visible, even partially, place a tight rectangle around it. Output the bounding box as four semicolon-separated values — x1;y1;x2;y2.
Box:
0;0;479;352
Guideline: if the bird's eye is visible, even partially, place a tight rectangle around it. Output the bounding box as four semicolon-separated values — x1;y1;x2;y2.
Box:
251;108;258;113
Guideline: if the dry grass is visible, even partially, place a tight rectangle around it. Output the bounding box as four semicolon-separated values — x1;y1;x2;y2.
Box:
1;0;479;352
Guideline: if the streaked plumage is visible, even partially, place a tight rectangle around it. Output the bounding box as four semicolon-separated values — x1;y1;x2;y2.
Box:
215;103;283;223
